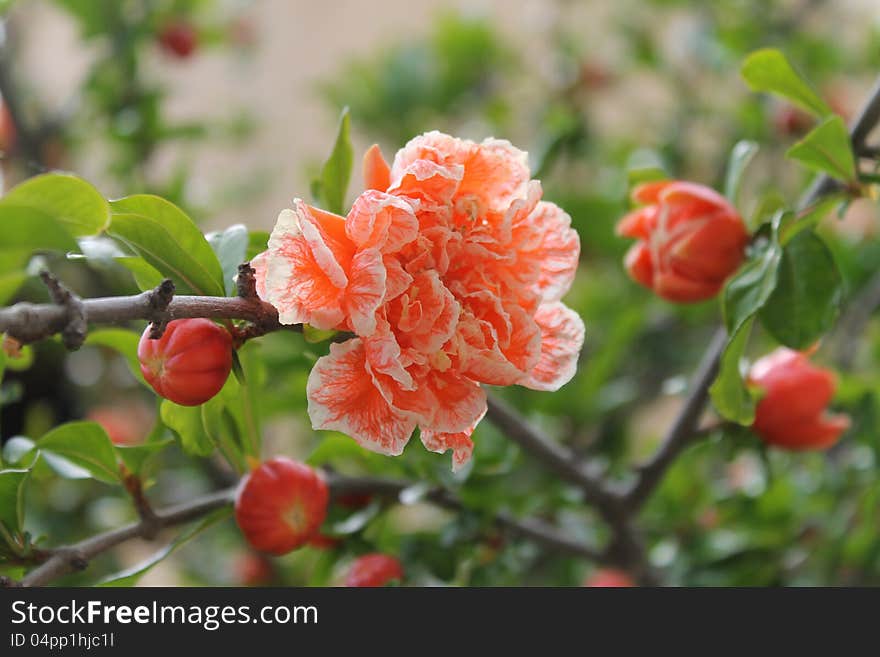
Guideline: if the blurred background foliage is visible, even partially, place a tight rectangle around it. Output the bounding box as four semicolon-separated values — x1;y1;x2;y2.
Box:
1;0;880;586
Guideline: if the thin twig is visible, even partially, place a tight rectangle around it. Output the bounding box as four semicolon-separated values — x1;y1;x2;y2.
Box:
13;473;603;587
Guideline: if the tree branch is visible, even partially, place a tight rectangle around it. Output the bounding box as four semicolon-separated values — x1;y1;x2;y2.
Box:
12;472;603;587
621;73;880;516
0;276;289;347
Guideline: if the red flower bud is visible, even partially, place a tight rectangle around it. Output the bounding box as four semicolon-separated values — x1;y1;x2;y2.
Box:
748;348;850;450
138;319;232;406
344;553;404;587
0;101;16;153
158;20;198;59
235;457;329;555
233;552;274;586
617;181;749;303
583;568;634;587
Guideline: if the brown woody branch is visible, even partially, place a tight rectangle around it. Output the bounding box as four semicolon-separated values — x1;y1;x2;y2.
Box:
11;473;602;587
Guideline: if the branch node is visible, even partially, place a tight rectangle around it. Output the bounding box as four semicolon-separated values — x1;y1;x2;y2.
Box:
39;271;87;350
236;262;258;299
146;279;175;339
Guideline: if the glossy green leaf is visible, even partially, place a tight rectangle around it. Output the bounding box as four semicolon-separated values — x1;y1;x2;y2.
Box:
160;401;214;457
117;257;165;291
2;173;110;237
314;107;353;215
722;238;782;335
98;507;231;586
206;224;248;295
786;116;856;182
779;194;844;245
108;195;225;296
37;422;121;484
710;318;757;425
115;439;173;475
0;205;78;253
0;468;29;538
724;140;759;204
759;231;843;349
740;49;831;116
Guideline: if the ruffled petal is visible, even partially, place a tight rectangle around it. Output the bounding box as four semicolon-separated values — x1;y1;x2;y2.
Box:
343;248;386;336
346;190;419;253
522;302;585;391
420;408;485;472
363;144;391;192
307;339;416;456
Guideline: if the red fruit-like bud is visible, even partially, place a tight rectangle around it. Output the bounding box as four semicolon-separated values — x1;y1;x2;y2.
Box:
307;533;341;550
0;101;16;153
583;568;634;587
137;319;232;406
345;553;404;587
235;458;329;555
87;403;151;446
773;104;814;137
233;552;274;586
748;348;850;450
617;181;749;303
158;20;198;59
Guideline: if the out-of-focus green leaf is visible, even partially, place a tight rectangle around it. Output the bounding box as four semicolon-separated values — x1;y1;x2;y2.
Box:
37;422;121;484
313;107;353;215
759;231;842;349
108;195;225;296
722;237;782;335
724;140;759;204
160;401;215;458
246;230;269;260
2;173;110;237
710;318;757;425
786;116;856;182
115;439;174;475
626;148;668;188
741;49;831;116
779;195;844;245
0;468;29;538
117;257;165;291
98;507;231;586
0;271;27;306
206;224;248;295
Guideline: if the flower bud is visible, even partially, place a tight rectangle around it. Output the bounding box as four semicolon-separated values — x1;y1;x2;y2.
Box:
158;20;198;58
138;319;233;406
583;568;634;587
345;553;404;587
748;348;850;450
617;181;749;303
235;457;329;555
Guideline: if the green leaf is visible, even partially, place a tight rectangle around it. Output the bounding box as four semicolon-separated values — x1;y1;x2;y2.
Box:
710;318;757;425
108;195;225;296
115;439;173;475
117;257;165;291
37;422;121;484
0;272;27;306
0;205;78;254
85;329;145;386
206;224;248;295
303;324;338;343
0;468;29;538
724;140;759;204
98;507;231;586
779;194;844;245
314;107;353;214
722;237;782;335
740;49;831;117
626;148;668;188
160;401;214;457
786;116;856;183
759;231;843;349
246;230;269;260
2;173;110;237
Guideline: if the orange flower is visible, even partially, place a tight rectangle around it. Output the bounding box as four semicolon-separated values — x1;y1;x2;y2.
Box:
617;181;749;303
748;348;850;450
255;131;584;469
